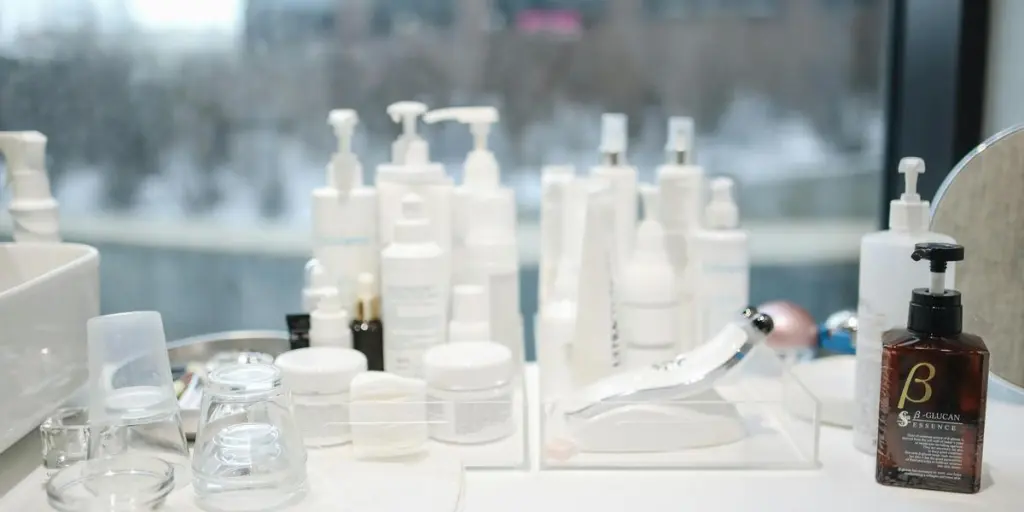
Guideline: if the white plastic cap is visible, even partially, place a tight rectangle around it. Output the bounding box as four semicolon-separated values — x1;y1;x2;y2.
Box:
275;347;367;395
327;109;363;190
387;101;428;164
328;109;358;154
423;341;513;391
0;131;50;199
705;177;739;229
310;288;352;348
393;193;431;244
666;116;694;153
424;106;500;189
639;183;659;222
357;272;376;299
888;156;930;232
449;285;491;342
599;113;628;155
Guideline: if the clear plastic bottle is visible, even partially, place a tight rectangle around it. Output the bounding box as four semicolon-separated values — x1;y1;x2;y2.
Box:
853;157;956;454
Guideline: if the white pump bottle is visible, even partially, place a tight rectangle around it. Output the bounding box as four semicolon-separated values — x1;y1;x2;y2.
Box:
852;157;956;454
422;106;513;287
376;101;454;259
691;177;749;349
381;193;449;378
0;131;60;243
619;184;679;369
590;113;638;272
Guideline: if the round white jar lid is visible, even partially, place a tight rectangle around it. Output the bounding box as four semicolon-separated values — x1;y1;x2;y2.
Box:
275;347;367;395
423;341;513;391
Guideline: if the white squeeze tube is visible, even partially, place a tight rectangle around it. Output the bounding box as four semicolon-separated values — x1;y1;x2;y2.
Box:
422;106;511;287
538;165;576;309
381;194;449;378
326;109;379;308
590;113;637;273
0;131;60;242
570;180;622;388
852;156;955;454
691;177;749;348
619;184;679;369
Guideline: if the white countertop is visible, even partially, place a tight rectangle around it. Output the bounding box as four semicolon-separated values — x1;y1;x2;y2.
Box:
3;366;1023;511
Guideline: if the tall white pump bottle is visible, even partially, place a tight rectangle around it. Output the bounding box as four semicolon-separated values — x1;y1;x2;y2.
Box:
590;113;638;271
852;157;956;454
0;131;60;242
620;185;679;369
381;194;449;378
691;177;749;348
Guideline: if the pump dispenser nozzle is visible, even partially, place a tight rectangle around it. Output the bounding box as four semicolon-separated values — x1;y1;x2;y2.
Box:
326;109;362;190
0;131;60;242
666;117;694;165
705;177;739;229
889;156;929;233
599;113;628;166
907;242;965;335
423;106;500;189
386;101;428;164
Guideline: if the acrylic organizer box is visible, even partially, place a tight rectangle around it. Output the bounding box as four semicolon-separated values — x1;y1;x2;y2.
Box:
0;242;99;454
540;343;821;470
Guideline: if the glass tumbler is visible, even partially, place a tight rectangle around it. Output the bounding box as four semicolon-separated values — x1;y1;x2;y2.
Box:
192;363;308;512
45;454;174;511
86;312;190;487
41;407;90;474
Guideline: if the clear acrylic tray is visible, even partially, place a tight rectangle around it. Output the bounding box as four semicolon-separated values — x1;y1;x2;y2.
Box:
540;344;821;470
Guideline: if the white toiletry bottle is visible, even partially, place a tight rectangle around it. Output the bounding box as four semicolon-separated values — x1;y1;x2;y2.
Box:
448;285;491;343
852;156;955;454
655;117;703;350
620;185;679;369
381;194;449;378
326;109;379;307
691;177;749;349
376;102;454;257
0;131;60;242
590;113;638;271
310;288;353;348
538;165;576;309
464;190;523;366
570;181;622;388
422;107;512;288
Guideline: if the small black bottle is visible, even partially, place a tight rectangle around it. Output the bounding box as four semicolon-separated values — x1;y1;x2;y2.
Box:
351;273;384;371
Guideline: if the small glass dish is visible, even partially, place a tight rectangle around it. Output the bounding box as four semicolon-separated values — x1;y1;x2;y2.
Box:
46;454;175;511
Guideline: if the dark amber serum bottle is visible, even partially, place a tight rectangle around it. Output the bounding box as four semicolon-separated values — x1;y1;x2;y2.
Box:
351;272;385;371
876;243;988;494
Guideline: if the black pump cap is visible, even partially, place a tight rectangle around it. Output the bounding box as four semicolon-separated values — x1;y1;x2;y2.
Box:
752;313;774;335
907;243;964;336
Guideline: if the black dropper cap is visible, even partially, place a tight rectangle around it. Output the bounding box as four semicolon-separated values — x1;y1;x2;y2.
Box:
907;243;964;336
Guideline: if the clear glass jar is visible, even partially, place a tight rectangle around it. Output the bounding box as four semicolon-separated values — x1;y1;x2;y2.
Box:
423;341;515;444
274;347;367;448
46;454;174;511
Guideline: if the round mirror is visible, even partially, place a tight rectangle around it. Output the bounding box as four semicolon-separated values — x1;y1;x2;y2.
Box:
932;125;1024;389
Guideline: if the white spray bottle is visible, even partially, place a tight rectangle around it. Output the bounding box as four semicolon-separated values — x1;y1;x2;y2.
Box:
590;113;637;272
619;184;679;369
0;131;59;243
381;193;449;378
691;177;749;349
853;157;956;454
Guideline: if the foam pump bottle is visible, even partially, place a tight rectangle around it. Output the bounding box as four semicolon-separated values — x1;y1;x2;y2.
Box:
853;157;956;454
381;194;449;378
619;184;678;369
691;177;749;348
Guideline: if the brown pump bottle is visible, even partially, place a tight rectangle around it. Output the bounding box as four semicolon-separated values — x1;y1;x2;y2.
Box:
876;243;988;494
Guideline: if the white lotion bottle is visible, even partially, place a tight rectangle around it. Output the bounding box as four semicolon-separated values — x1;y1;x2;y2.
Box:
0;131;60;242
326;109;379;307
464;190;523;366
852;157;955;454
381;194;449;378
655;117;703;351
376;101;454;262
538;165;576;309
310;288;353;348
691;177;749;348
620;185;679;369
590;113;637;271
422;107;512;288
448;285;491;343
